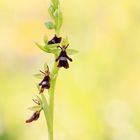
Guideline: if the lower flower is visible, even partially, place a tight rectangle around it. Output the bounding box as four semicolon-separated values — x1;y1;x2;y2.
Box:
26;111;41;123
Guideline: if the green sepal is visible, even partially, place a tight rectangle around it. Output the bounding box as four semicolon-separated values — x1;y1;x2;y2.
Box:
28;105;42;112
36;42;61;54
48;43;60;49
51;47;78;56
34;74;44;79
67;49;78;55
36;96;42;105
45;44;61;55
51;48;61;56
44;35;48;44
35;42;49;53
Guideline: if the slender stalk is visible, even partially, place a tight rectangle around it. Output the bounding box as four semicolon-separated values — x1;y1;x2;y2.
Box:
49;62;59;125
49;63;59;139
40;94;51;140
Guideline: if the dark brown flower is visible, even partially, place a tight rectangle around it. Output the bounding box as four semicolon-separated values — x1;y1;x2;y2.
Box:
39;66;50;93
26;111;40;123
55;44;72;69
48;35;62;44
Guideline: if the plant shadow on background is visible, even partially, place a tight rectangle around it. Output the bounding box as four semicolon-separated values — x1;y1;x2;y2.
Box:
0;0;140;140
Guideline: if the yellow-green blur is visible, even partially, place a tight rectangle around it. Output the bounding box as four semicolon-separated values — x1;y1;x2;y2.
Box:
0;0;140;140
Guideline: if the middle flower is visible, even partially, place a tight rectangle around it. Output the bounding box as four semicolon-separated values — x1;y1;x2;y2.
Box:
39;66;50;93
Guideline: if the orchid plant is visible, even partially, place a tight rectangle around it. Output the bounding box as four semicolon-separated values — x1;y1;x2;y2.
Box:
25;0;77;140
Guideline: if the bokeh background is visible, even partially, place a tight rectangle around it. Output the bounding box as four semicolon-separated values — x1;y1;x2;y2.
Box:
0;0;140;140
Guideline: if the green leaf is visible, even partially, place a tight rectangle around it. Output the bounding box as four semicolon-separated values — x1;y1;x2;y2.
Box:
28;106;42;112
45;21;55;30
35;42;49;52
67;49;78;55
34;74;44;79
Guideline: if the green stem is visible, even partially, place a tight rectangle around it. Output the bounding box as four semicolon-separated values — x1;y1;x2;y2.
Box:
41;94;53;140
49;62;59;117
49;61;59;139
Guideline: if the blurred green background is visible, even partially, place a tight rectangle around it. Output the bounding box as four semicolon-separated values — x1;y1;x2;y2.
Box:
0;0;140;140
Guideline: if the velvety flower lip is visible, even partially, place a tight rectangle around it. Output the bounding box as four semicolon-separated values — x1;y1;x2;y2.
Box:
48;35;62;44
39;67;51;93
56;44;72;69
39;75;50;88
26;111;40;123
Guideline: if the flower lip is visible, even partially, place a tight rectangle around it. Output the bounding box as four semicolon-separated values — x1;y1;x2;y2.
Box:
56;44;73;69
39;67;51;93
26;111;40;123
48;35;62;44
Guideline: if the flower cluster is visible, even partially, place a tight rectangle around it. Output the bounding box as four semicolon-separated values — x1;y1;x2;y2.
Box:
26;34;78;123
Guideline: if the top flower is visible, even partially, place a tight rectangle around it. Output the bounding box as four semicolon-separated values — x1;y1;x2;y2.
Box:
48;35;62;44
